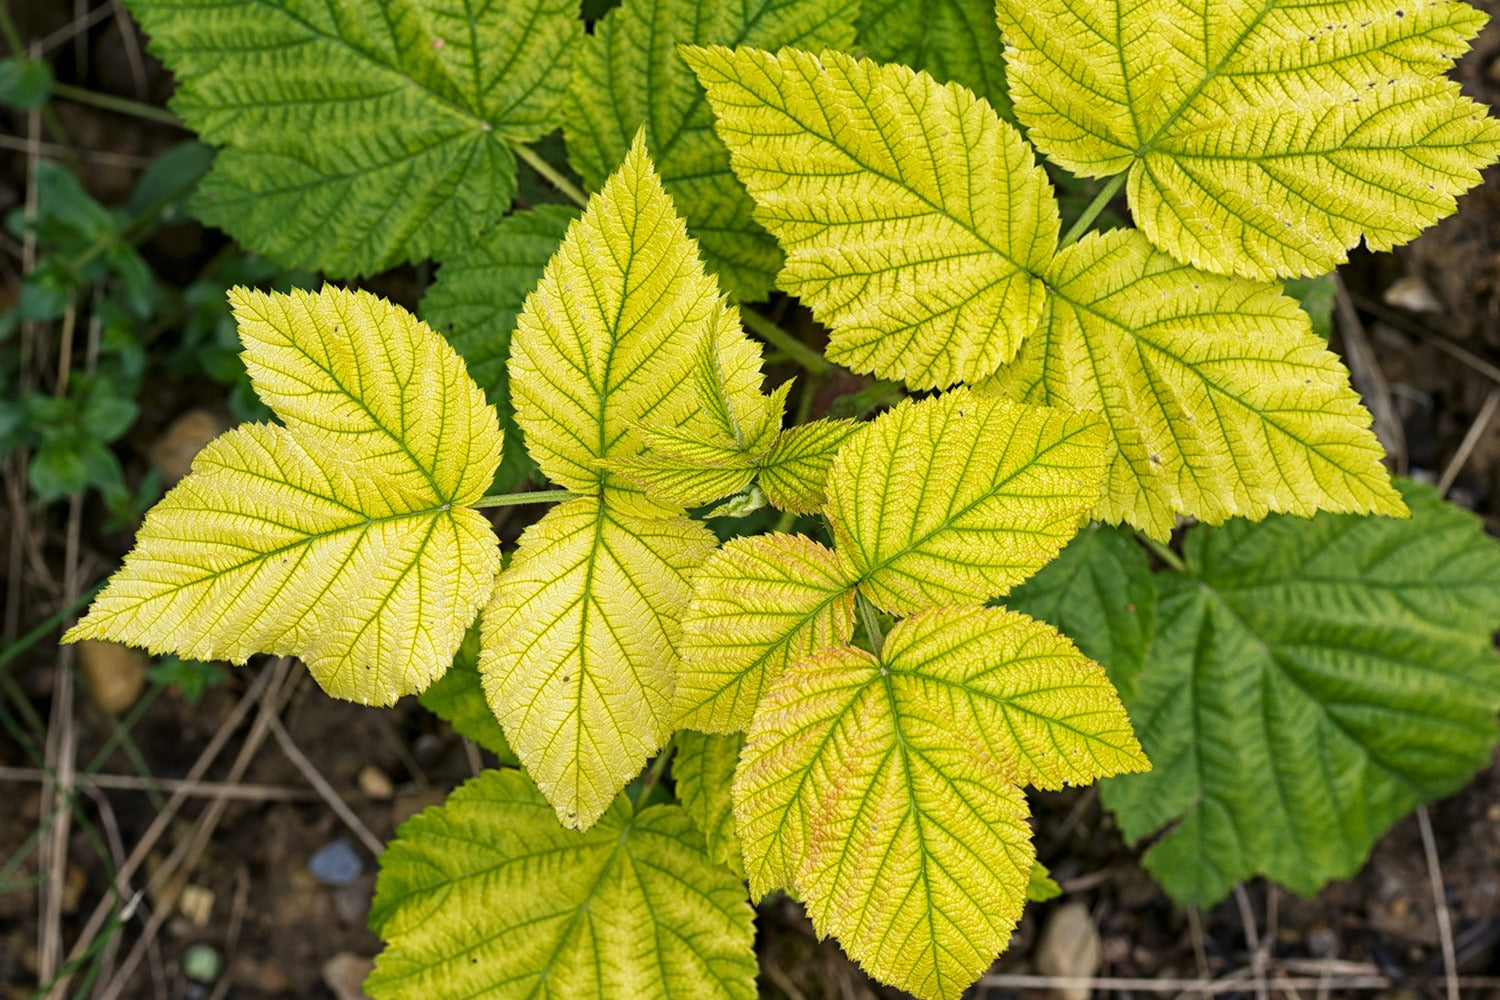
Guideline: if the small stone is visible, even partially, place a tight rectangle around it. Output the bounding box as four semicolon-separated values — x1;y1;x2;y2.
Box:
1383;275;1441;314
308;838;363;887
1034;902;1102;1000
76;640;149;714
178;884;215;927
182;943;221;983
61;863;86;912
1306;925;1339;958
321;952;375;1000
357;764;394;801
149;409;229;485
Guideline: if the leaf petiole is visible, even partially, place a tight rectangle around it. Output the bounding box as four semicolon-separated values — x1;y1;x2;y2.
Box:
855;591;885;656
1135;530;1186;572
470;488;582;509
739;306;832;375
512;143;589;208
1059;171;1127;248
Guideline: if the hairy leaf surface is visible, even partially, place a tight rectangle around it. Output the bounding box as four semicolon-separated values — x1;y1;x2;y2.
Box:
367;769;756;1000
1103;481;1500;905
736;607;1146;999
125;0;581;276
826;390;1105;616
677;533;856;732
981;229;1404;537
421;205;578;492
481;498;717;829
566;0;858;300
855;0;1011;120
685;45;1057;388
510;134;764;501
996;0;1500;278
756;417;860;514
675;730;746;877
66;287;503;705
1007;523;1155;700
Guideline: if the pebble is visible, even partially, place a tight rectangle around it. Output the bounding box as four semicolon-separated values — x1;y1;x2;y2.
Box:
1034;902;1102;1000
357;764;394;801
1383;275;1441;314
149;409;229;484
308;838;363;887
182;943;221;983
178;884;214;927
321;952;375;1000
76;640;148;714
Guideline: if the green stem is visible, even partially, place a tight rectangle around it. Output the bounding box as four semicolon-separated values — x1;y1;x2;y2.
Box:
1060;172;1128;248
0;5;25;55
1135;530;1186;573
855;591;885;657
740;307;832;375
634;737;676;814
512;143;589;208
470;489;581;509
50;82;183;128
0;583;101;672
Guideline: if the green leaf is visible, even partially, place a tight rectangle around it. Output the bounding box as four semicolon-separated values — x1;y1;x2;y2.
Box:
1026;861;1062;903
481;497;717;829
65;287;505;706
421;205;578;493
677;532;856;732
756;416;859;514
126;0;581;276
510;133;766;503
979;229;1406;538
996;0;1500;279
565;0;858;300
826;389;1105;616
855;0;1011;121
418;626;517;765
675;730;745;877
736;606;1146;1000
0;56;53;110
1284;274;1338;341
685;45;1057;388
368;768;756;1000
1007;522;1154;701
1102;481;1500;906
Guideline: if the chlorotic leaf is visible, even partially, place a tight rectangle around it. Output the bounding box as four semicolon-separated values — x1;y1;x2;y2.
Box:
825;390;1105;616
675;730;746;877
565;0;858;300
756;417;860;514
980;229;1406;538
677;533;856;732
1007;523;1155;701
124;0;582;276
419;626;518;765
735;607;1146;999
1102;481;1500;906
481;497;717;829
510;133;762;501
367;768;756;1000
855;0;1012;121
997;0;1500;279
421;205;579;492
685;45;1057;389
64;287;504;706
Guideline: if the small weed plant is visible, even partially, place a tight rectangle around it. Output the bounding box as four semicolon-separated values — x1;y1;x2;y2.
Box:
62;1;1500;997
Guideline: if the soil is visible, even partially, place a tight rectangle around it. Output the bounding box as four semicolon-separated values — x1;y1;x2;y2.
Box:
4;3;1500;999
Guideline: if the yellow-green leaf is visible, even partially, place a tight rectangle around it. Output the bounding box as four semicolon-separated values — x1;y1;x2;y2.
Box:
979;229;1405;537
756;417;860;514
677;533;856;732
481;497;716;829
65;287;503;705
368;769;756;1000
825;390;1105;616
509;132;763;501
735;607;1147;999
684;45;1057;389
675;730;746;878
997;0;1500;278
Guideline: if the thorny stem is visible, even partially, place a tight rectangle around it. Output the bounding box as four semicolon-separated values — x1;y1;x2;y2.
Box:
471;489;581;509
855;591;885;657
512;143;590;207
1059;171;1128;248
1136;530;1187;573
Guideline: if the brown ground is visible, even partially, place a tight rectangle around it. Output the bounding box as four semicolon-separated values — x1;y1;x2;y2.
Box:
3;2;1500;998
